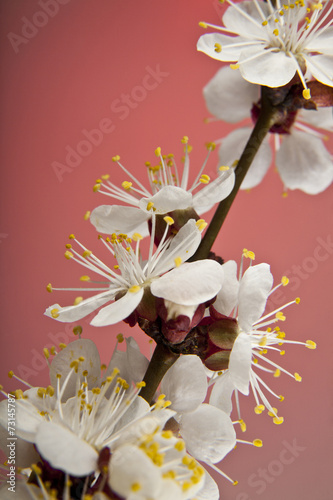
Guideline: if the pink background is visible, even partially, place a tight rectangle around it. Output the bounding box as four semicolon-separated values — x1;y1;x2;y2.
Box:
1;1;332;498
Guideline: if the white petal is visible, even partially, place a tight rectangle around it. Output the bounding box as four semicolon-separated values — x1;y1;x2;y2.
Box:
218;128;272;189
139;185;192;214
109;445;161;498
239;47;297;87
229;332;252;395
49;339;101;401
303;54;333;87
0;398;43;442
223;0;270;39
151;260;223;305
161;356;208;413
45;290;115;323
298;107;333;132
0;425;40;467
209;371;235;415
214;260;239;316
197;33;244;61
126;337;150;383
179;404;236;463
90;205;150;237
203;66;259;123
152;219;201;275
35;422;98;476
112;396;150;436
238;263;273;332
276;130;333;194
90;288;144;326
306;29;333;55
192;168;235;214
196;471;220;500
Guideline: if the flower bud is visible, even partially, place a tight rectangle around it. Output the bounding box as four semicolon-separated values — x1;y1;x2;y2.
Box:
201;314;239;371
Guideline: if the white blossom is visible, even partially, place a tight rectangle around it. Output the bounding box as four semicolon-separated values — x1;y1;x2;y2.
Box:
204;65;333;193
197;0;333;98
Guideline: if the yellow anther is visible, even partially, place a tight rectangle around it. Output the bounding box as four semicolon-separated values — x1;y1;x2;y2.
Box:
276;331;285;339
93;183;101;192
214;43;222;53
43;348;50;359
253;358;258;364
115;334;124;344
146;201;155;211
254;404;265;414
273;416;284;425
101;174;109;180
59;343;66;349
64;251;73;260
132;232;143;241
70;360;79;372
219;165;230;171
280;350;286;356
275;311;286;321
262;20;268;25
274;368;281;378
279;395;285;401
239;419;247;432
131;483;141;493
46;386;55;397
200;174;210;184
294;372;302;382
206;142;216;151
230;63;240;70
295;297;301;304
196;219;207;231
174;257;182;267
181;136;189;144
175;440;186;452
37;387;46;398
112;155;120;162
31;464;42;476
82;250;92;258
65;244;72;249
162;430;173;439
78;356;85;362
268;407;278;417
253;439;263;448
136;381;146;389
163;216;174;225
73;325;83;336
273;28;279;35
243;248;255;260
68;234;75;240
79;275;90;282
302;88;311;100
82;370;88;377
46;283;53;293
129;285;141;293
281;276;289;286
259;336;267;347
121;181;132;190
84;211;91;221
305;340;316;350
51;308;59;318
8;371;14;378
233;481;239;486
198;21;208;28
155;147;161;157
74;296;83;306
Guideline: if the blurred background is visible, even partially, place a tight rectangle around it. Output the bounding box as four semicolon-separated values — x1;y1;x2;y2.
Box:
1;1;332;498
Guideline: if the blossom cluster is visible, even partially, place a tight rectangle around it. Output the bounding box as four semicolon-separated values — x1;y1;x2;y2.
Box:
1;0;331;498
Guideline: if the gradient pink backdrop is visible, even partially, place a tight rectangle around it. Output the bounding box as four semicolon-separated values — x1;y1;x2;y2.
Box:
1;1;332;498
